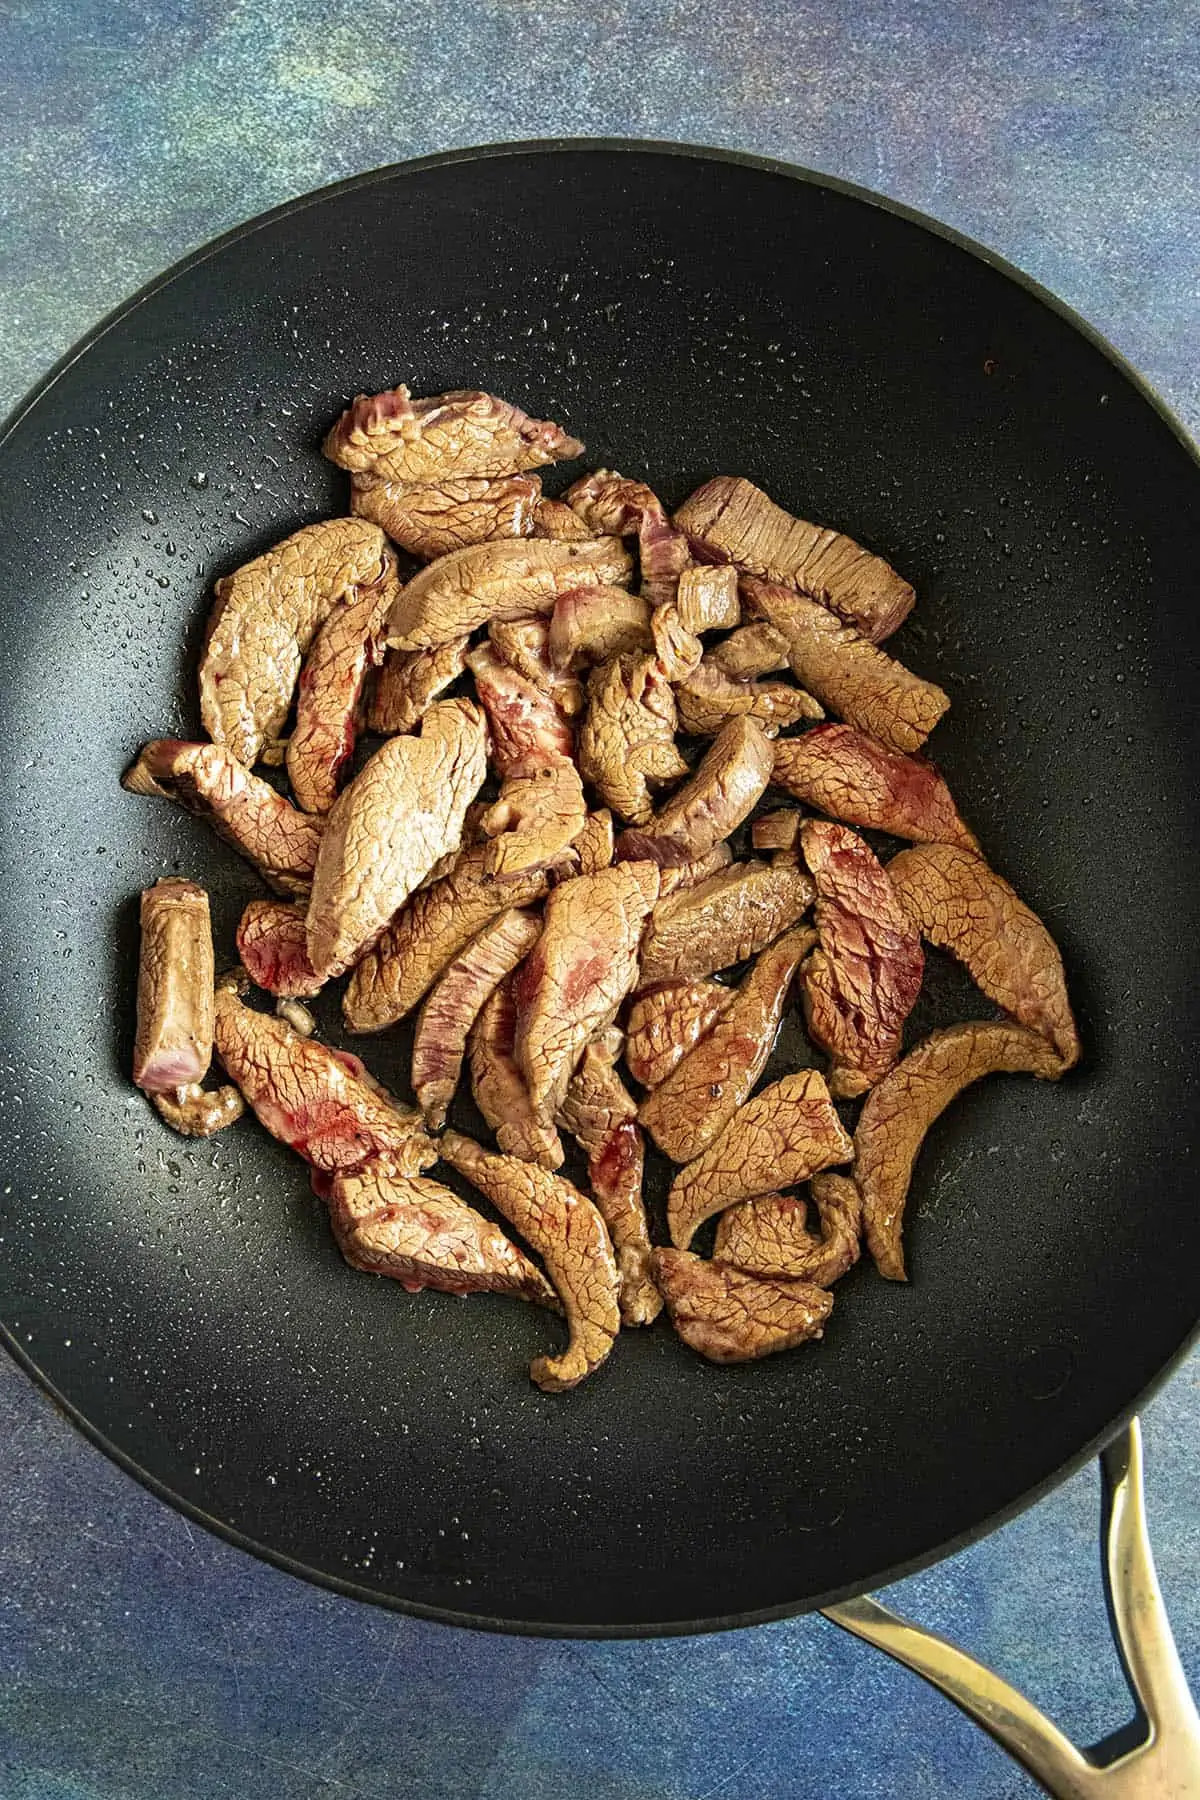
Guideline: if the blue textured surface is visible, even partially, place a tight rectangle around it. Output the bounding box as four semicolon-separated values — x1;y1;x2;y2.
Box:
1;3;1197;1796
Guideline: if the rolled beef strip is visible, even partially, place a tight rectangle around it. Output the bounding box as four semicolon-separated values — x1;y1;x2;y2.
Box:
713;1173;863;1287
615;716;774;867
773;725;978;849
674;660;823;738
133;879;244;1138
652;1250;834;1364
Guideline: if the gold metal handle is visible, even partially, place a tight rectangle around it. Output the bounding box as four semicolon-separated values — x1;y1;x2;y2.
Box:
822;1420;1200;1798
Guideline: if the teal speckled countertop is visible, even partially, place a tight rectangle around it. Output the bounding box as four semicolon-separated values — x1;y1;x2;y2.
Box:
1;5;1196;1797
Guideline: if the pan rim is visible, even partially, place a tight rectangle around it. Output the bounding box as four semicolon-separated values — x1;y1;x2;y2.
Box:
1;135;1197;1639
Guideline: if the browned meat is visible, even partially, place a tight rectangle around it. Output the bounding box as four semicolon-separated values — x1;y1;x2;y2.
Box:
515;861;660;1123
650;603;704;682
667;1068;852;1247
440;1130;621;1391
676;564;740;633
123;741;323;897
751;810;803;854
343;844;551;1032
577;653;688;825
367;637;469;736
856;1021;1065;1280
615;717;774;867
350;472;540;558
709;622;790;679
468;980;564;1170
213;986;435;1175
675;660;823;738
714;1173;862;1286
656;842;734;897
133;879;214;1094
323;385;583;484
639;925;815;1162
675;476;915;642
566;468;690;608
488;618;584;717
151;1083;246;1137
800;820;925;1098
306;698;487;980
574;809;614;874
236;899;323;998
531;497;596;541
638;506;694;609
887;844;1080;1068
547;585;653;670
622;979;733;1088
387;537;632;650
638;861;815;987
286;568;395;814
327;1154;557;1306
467;642;587;876
742;578;949;753
411;908;543;1128
199;519;389;767
467;643;575;770
652;1250;833;1363
773;725;978;849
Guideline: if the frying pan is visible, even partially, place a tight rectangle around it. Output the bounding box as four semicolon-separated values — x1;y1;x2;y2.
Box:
1;146;1197;1684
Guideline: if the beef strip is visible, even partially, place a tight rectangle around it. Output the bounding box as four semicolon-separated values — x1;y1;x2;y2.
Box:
615;716;774;867
133;878;246;1139
773;725;978;849
286;568;395;814
637;860;815;987
577;653;688;825
709;622;790;679
531;497;596;541
467;643;575;769
742;577;949;754
367;637;470;736
350;472;540;558
199;519;389;767
886;843;1080;1068
488;618;584;717
622;979;733;1088
467;642;587;877
387;537;632;650
649;603;704;682
676;564;740;634
855;1020;1065;1280
713;1173;863;1286
123;741;323;897
468;979;564;1170
800;819;925;1097
548;585;654;670
674;660;823;737
440;1130;621;1391
515;861;660;1124
656;842;734;897
306;697;487;981
666;1068;852;1248
675;476;915;642
652;1250;833;1363
411;908;543;1129
323;385;584;484
343;844;551;1032
566;469;690;608
151;1083;246;1137
751;810;803;854
639;925;815;1162
235;899;323;998
327;1153;557;1306
574;809;614;874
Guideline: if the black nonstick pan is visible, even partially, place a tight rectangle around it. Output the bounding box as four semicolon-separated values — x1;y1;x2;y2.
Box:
0;142;1197;1648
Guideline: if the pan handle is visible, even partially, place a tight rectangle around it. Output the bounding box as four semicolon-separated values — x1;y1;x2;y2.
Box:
821;1420;1200;1799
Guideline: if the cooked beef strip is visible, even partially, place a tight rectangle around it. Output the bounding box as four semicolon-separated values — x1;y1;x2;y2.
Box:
577;653;688;825
387;537;632;650
350;472;541;558
713;1173;863;1286
554;1027;635;1141
615;716;774;867
638;506;694;610
213;986;435;1175
467;643;575;770
488;618;584;717
773;725;978;849
326;1153;557;1306
800;820;925;1098
367;637;470;736
440;1130;621;1392
566;469;694;609
531;497;597;541
412;908;543;1129
468;979;565;1171
199;519;389;768
306;697;488;981
622;979;734;1089
548;584;654;670
709;621;790;679
637;861;815;987
323;386;583;484
286;568;395;814
652;1250;833;1363
639;925;815;1163
515;861;660;1124
133;879;215;1094
123;741;323;897
741;576;949;753
343;844;551;1033
751;810;803;854
151;1083;245;1137
649;603;704;682
468;642;587;877
675;476;915;642
856;1020;1065;1280
666;1068;852;1248
674;660;823;737
676;564;740;633
235;899;323;998
655;842;734;897
574;809;614;874
887;843;1080;1068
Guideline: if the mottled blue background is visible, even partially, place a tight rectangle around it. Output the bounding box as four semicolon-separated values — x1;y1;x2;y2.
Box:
1;3;1197;1796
